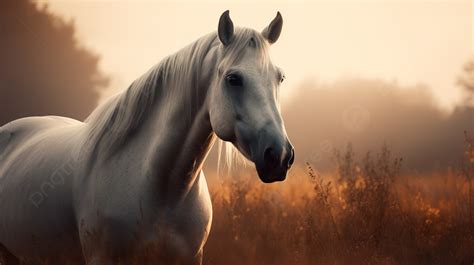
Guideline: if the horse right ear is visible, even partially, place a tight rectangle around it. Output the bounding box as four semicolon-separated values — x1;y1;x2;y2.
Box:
218;10;234;46
262;12;283;44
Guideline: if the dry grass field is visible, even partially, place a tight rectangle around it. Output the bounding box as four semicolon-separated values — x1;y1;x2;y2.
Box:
204;139;474;265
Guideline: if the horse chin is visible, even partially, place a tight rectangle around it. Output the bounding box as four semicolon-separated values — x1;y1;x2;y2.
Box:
255;164;288;183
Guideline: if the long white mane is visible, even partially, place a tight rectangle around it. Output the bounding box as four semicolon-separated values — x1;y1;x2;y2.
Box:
83;33;219;159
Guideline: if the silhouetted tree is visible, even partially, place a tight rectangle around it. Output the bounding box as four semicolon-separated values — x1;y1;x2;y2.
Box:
0;0;108;125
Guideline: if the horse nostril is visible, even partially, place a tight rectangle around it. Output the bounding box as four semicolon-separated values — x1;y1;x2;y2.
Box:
264;147;279;169
287;148;295;168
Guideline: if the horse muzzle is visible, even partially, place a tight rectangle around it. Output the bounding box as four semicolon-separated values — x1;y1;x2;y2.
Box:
234;122;295;183
253;135;295;183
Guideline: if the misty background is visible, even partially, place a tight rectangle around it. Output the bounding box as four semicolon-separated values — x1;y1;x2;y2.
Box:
0;0;472;174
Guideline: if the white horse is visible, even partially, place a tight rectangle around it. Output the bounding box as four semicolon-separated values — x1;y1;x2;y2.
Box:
0;11;294;265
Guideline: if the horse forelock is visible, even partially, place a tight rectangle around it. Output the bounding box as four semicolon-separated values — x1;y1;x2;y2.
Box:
219;28;271;74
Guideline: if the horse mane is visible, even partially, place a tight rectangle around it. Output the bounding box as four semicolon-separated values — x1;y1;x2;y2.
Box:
83;28;270;165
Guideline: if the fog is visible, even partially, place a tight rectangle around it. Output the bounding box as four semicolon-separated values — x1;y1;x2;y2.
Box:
282;78;473;172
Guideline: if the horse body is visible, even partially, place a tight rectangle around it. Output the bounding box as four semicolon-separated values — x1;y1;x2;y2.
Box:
0;11;293;264
1;51;216;264
0;99;214;264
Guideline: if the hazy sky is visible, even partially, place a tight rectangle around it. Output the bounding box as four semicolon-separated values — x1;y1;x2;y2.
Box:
38;0;472;110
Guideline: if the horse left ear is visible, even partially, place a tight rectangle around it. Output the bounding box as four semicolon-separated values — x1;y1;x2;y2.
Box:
218;10;234;46
262;12;283;44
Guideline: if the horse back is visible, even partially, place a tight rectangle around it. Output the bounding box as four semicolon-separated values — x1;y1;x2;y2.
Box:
0;116;81;163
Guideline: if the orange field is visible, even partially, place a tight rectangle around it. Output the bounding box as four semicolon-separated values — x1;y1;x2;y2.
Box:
204;143;474;265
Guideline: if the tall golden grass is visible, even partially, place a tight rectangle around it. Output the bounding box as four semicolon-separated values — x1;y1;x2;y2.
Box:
204;137;474;265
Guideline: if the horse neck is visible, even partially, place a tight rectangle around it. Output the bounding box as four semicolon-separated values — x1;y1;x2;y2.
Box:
137;42;220;201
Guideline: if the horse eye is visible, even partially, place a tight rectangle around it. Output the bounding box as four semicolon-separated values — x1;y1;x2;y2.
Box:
226;74;243;87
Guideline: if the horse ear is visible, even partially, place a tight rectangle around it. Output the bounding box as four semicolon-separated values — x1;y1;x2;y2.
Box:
262;11;283;44
218;10;234;46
